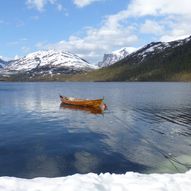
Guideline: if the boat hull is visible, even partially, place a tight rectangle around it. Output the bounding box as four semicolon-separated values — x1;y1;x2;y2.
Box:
60;96;104;109
60;103;103;114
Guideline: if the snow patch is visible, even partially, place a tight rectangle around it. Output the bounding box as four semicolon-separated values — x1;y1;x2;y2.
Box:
0;170;191;191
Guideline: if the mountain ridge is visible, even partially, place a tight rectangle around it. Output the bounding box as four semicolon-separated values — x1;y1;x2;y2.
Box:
1;35;191;81
0;50;97;77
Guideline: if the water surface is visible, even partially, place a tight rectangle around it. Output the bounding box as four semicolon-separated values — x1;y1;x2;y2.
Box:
0;82;191;178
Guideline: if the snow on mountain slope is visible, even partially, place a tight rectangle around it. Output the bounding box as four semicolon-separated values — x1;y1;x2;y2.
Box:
0;59;6;68
99;35;191;69
0;64;4;68
4;50;97;74
98;47;136;67
131;35;191;62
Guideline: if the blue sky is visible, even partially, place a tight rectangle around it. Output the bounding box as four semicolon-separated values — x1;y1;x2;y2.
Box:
0;0;191;63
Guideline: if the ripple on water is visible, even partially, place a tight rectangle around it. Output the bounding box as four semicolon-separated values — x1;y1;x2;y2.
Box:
0;82;191;177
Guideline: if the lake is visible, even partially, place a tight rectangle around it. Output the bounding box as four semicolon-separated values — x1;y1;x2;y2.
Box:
0;82;191;178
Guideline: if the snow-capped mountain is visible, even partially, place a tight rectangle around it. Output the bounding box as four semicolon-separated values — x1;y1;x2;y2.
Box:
1;35;191;81
95;35;191;81
98;36;191;69
0;59;6;68
3;50;97;75
129;35;191;63
98;47;137;67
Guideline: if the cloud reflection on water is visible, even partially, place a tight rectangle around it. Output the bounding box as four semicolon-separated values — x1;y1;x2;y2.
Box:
0;82;191;177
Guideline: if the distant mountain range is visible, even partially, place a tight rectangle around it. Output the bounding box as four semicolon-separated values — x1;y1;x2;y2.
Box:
0;35;191;81
0;50;97;77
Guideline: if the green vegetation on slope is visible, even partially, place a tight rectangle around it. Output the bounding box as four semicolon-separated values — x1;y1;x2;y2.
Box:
1;37;191;82
65;38;191;82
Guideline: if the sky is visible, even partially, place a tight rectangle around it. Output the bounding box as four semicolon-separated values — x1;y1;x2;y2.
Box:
0;0;191;64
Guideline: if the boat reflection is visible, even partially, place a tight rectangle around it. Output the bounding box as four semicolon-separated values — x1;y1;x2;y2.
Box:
60;103;104;115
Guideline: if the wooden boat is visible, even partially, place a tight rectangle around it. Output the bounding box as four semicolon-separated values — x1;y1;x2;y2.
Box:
60;103;104;114
60;95;106;109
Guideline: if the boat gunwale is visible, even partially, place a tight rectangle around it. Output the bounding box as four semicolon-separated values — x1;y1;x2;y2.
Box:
60;95;104;108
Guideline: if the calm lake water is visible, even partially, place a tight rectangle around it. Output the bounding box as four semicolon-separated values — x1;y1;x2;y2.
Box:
0;82;191;178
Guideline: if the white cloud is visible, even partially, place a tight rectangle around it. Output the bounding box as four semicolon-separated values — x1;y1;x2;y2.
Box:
159;15;191;41
121;0;191;18
56;3;63;11
26;0;64;11
35;0;191;64
73;0;100;8
26;0;45;11
140;20;164;35
106;0;191;41
44;23;138;64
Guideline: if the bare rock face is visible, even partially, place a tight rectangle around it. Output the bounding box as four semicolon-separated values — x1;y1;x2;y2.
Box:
98;48;130;67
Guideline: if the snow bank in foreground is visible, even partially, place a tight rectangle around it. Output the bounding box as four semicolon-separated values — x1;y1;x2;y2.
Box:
0;170;191;191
